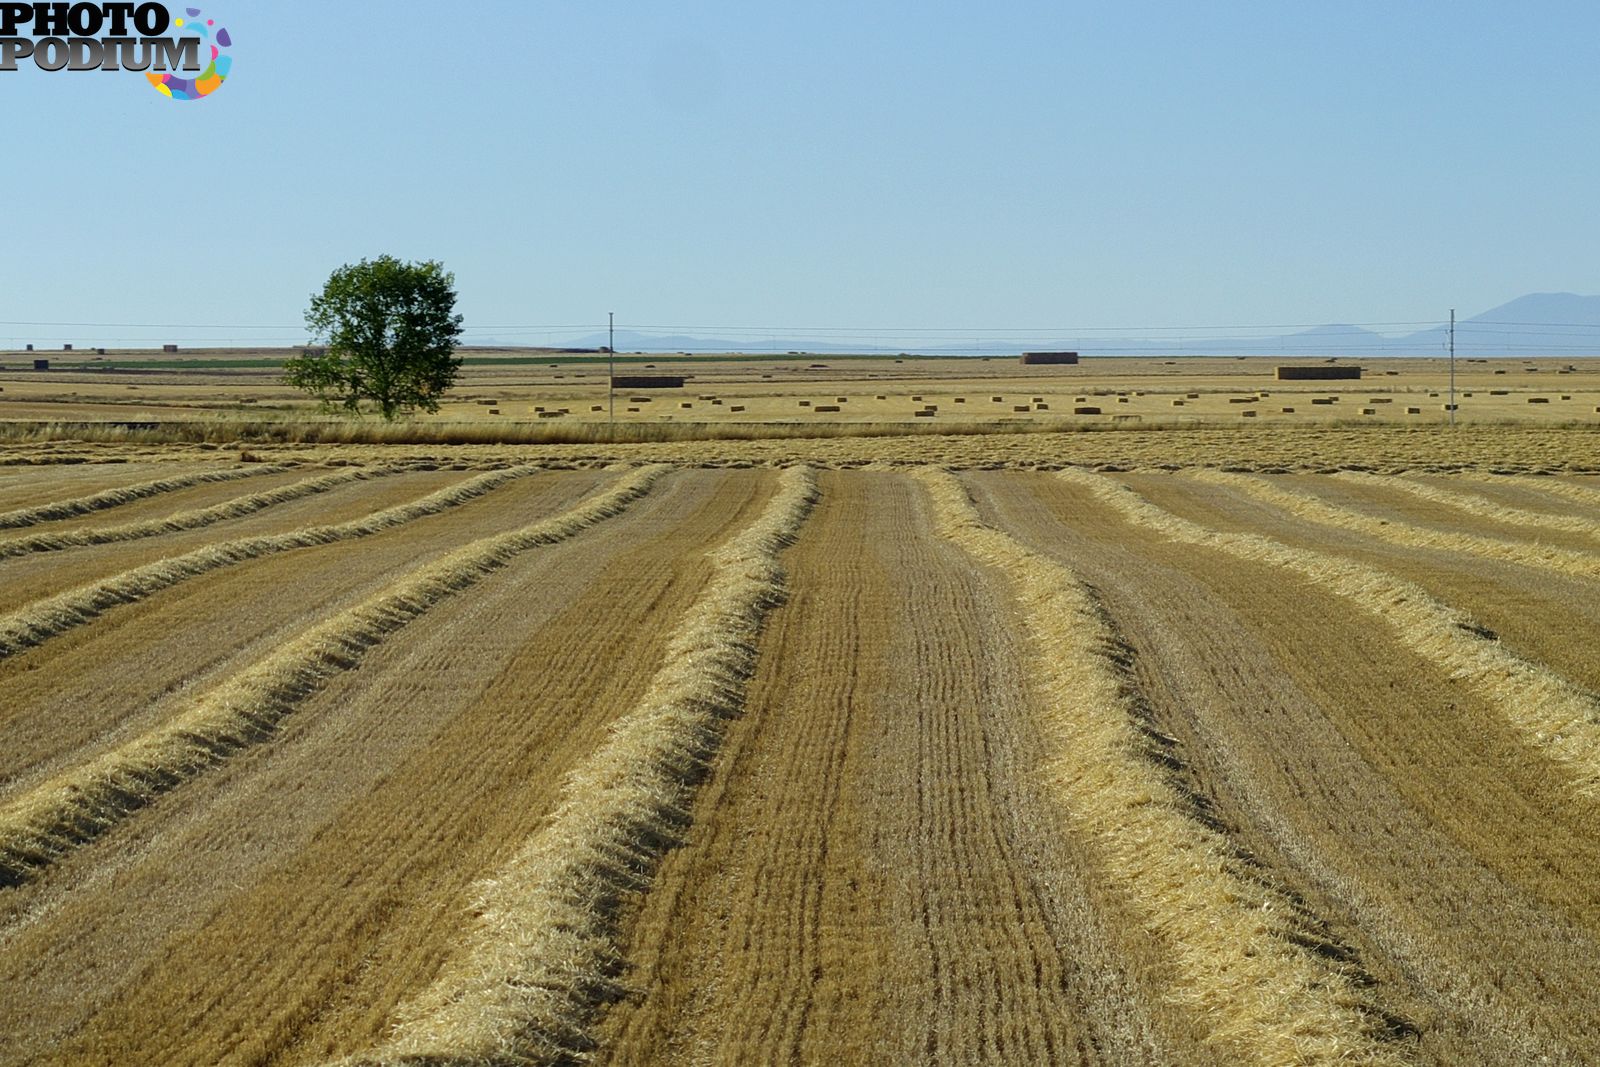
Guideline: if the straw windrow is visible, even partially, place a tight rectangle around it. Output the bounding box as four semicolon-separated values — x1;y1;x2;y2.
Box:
1189;469;1600;579
0;464;289;529
0;467;390;558
1066;468;1600;799
0;466;541;659
336;466;818;1067
916;468;1409;1067
1340;472;1600;540
0;465;671;887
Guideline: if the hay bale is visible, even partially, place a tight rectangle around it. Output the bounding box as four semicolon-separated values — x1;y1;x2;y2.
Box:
1528;397;1550;404
488;409;501;415
611;375;684;389
1172;399;1186;406
1281;407;1295;413
1035;402;1049;410
1072;406;1101;415
1407;407;1421;414
914;410;935;417
1361;408;1376;415
591;405;604;412
1241;410;1258;418
730;405;746;412
814;405;841;413
1275;365;1361;380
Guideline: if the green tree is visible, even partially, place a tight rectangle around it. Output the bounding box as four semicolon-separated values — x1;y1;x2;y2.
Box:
285;256;465;420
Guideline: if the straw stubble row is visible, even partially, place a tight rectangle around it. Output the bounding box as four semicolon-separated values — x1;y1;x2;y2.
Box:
0;465;671;887
915;467;1408;1066
337;465;819;1067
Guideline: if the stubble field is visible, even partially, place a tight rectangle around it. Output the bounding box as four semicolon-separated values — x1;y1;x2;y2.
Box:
0;437;1597;1066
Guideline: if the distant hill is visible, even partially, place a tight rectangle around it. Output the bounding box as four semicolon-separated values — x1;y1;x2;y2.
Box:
544;293;1600;357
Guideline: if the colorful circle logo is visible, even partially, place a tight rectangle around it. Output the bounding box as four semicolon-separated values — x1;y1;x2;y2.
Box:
147;8;231;101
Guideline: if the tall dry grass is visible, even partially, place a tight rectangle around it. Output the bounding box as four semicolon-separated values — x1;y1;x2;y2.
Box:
0;466;539;659
0;467;386;559
0;465;671;888
336;466;818;1067
1064;468;1600;800
1190;469;1600;580
0;464;284;529
916;468;1408;1067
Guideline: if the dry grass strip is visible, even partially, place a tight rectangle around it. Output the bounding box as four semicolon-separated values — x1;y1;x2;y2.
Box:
0;464;287;529
1337;472;1600;541
0;466;541;660
1064;468;1600;800
918;469;1407;1067
0;465;671;888
1190;470;1600;581
335;466;818;1067
1460;472;1600;512
0;467;389;559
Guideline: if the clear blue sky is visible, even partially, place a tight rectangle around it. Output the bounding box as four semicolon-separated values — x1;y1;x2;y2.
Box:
3;0;1597;347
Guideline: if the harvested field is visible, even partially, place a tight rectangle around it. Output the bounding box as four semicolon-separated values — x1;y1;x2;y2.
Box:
1;453;1598;1065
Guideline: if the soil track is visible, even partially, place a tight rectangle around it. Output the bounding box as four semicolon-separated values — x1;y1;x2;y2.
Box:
970;471;1600;1064
0;468;775;1066
596;471;1185;1065
0;463;1596;1065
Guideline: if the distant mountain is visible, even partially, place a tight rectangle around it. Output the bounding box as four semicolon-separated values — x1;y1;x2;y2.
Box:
533;294;1600;357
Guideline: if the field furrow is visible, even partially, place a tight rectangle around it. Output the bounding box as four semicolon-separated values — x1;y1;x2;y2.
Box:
1354;472;1600;540
0;465;542;659
0;466;388;557
0;466;670;886
921;468;1408;1066
969;471;1600;1064
0;462;220;511
1066;468;1600;798
593;471;1164;1066
0;467;478;607
0;467;778;1067
341;465;816;1066
0;471;606;795
1189;469;1600;577
0;463;284;527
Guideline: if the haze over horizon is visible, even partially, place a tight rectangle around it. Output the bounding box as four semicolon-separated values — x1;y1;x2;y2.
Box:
3;1;1597;349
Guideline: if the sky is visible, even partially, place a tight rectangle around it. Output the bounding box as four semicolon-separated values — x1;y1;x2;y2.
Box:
2;1;1598;349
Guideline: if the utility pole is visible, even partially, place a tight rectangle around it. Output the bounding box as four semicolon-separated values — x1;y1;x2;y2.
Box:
608;311;615;434
1448;308;1456;427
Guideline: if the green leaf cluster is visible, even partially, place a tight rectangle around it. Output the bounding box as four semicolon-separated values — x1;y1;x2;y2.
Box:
284;256;465;420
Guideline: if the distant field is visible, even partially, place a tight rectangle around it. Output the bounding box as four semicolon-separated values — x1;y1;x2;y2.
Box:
3;349;1599;1064
0;458;1598;1065
3;349;1600;440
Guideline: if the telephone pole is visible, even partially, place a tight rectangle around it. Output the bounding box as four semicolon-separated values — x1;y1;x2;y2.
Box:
608;311;615;434
1448;308;1456;427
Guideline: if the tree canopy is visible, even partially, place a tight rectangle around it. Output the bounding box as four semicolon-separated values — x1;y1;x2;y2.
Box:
284;256;465;420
